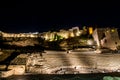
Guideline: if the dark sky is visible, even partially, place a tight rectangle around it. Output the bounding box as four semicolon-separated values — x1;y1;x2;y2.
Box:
0;1;120;33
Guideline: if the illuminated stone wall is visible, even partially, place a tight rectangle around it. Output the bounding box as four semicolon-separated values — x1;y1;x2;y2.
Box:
102;28;120;50
92;28;105;48
1;32;38;38
43;31;55;41
0;27;83;41
43;27;83;41
57;30;69;39
92;28;120;50
71;27;81;36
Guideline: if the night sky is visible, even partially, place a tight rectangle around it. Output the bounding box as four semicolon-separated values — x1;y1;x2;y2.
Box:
0;1;120;33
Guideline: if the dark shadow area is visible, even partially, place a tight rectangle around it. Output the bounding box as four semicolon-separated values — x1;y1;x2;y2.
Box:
0;44;44;53
0;52;20;70
1;73;120;80
44;41;64;51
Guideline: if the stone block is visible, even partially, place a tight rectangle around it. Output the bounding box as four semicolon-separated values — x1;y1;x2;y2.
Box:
0;69;14;78
8;65;25;75
0;65;6;70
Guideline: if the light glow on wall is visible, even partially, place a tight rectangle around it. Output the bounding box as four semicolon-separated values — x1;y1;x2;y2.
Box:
89;27;93;35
